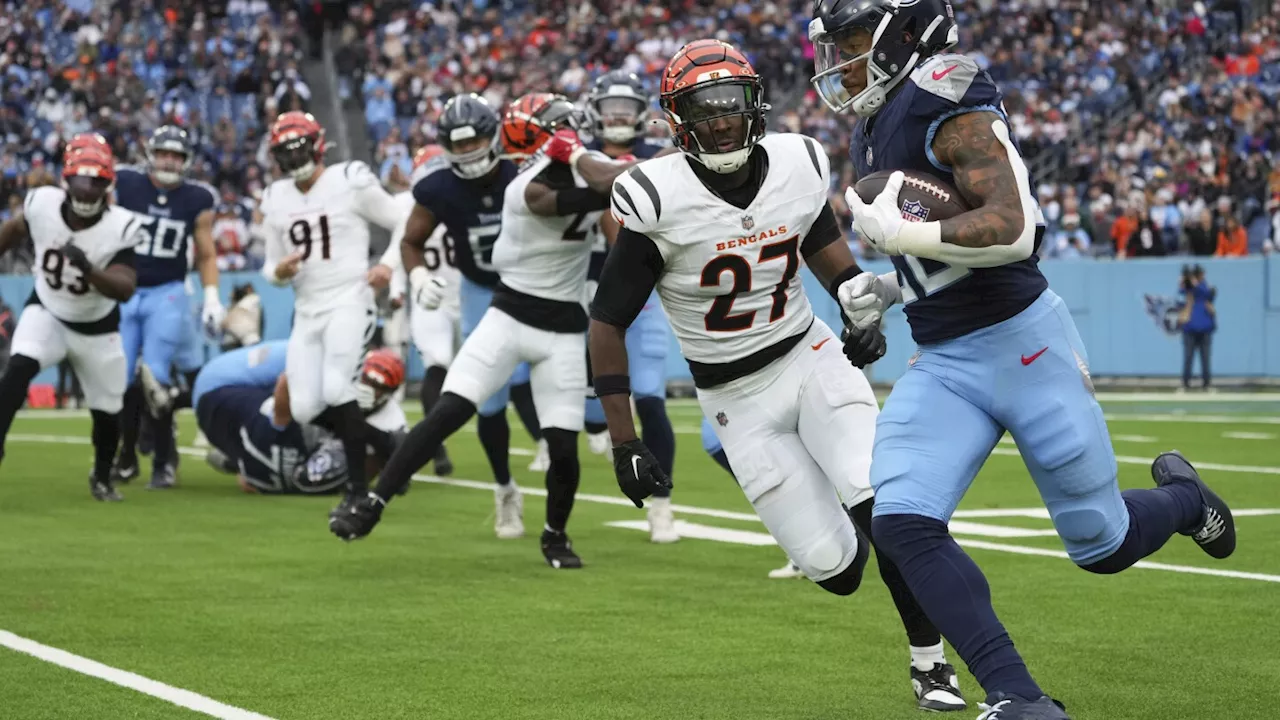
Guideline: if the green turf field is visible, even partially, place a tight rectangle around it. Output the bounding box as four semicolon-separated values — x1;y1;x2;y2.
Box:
1;395;1277;719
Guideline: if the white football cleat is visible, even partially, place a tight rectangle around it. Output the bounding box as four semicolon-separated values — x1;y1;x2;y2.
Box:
647;496;679;544
767;559;805;579
527;439;550;472
494;482;524;539
587;430;611;456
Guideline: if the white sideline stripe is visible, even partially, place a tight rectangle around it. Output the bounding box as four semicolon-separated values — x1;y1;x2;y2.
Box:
1223;431;1276;440
8;435;1279;583
0;630;276;720
955;540;1280;584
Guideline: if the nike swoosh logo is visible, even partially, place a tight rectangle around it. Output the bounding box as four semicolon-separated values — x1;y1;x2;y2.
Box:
1021;347;1049;366
811;337;831;351
631;455;641;478
932;65;960;81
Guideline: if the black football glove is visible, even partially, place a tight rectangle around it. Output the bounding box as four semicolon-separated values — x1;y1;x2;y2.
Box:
841;322;887;368
60;243;92;273
329;492;386;541
611;439;672;508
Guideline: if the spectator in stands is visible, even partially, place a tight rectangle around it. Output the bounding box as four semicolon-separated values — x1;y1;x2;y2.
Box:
1186;209;1218;255
1178;264;1216;391
1215;214;1249;256
1045;213;1092;260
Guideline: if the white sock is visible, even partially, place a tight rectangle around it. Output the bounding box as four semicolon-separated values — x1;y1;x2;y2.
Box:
910;642;946;672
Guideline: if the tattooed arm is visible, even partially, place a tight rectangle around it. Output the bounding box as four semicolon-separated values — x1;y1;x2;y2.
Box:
886;112;1037;267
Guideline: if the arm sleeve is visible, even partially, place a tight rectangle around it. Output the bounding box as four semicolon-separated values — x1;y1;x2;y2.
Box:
349;162;409;231
589;227;664;329
377;236;403;271
107;247;136;268
799;203;842;259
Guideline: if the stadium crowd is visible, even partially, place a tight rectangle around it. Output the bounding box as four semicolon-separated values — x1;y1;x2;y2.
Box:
0;0;1276;270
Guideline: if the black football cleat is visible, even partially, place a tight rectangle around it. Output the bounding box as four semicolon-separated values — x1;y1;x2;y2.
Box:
89;473;123;502
911;663;966;712
540;529;583;569
977;693;1069;719
147;464;177;490
111;457;139;484
329;493;385;541
329;491;363;520
433;444;453;477
1151;451;1235;559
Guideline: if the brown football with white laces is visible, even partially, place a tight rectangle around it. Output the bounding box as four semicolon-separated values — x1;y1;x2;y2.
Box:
852;169;971;223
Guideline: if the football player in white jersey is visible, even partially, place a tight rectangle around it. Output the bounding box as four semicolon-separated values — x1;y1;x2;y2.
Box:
257;111;407;516
387;143;460;476
330;93;637;570
588;40;966;712
0;135;144;501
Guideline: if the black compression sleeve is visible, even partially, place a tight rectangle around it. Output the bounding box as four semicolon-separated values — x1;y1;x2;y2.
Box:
555;187;610;216
799;203;842;258
108;247;136;268
589;227;663;328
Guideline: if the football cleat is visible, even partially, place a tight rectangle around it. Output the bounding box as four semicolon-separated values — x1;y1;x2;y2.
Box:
911;663;966;712
646;496;679;544
586;430;610;456
329;491;362;520
1151;451;1235;559
976;693;1069;719
89;472;123;502
147;463;177;490
433;444;453;476
767;559;806;579
111;458;139;484
329;493;386;541
494;482;525;539
137;363;175;418
540;529;583;569
527;439;550;472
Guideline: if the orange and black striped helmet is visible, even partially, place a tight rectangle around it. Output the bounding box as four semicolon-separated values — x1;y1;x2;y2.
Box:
268;111;327;180
412;144;444;170
659;40;768;173
501;93;580;159
62;138;116;217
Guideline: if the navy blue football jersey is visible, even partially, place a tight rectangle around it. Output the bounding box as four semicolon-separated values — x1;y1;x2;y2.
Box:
410;158;520;288
850;53;1047;345
586;138;666;282
114;167;217;288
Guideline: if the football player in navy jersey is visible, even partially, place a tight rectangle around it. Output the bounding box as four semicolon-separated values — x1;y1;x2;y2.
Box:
580;69;683;543
811;1;1236;717
113;125;223;490
397;93;543;534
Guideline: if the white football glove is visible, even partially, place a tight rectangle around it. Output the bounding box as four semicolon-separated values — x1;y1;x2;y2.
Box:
837;271;901;330
201;287;226;337
845;171;907;256
409;266;447;311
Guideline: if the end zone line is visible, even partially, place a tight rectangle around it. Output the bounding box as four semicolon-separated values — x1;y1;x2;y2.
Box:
0;630;277;720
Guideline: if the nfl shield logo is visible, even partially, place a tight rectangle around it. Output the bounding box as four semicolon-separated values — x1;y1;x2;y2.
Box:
741;215;754;231
715;411;729;427
482;196;493;208
865;146;873;165
157;194;168;205
901;200;929;222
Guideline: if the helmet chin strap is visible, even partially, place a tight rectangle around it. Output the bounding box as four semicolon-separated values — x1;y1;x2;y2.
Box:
152;169;182;186
693;147;751;174
601;126;637;144
289;161;317;181
69;197;104;217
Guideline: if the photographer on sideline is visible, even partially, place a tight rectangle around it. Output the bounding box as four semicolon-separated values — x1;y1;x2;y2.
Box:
1179;264;1216;391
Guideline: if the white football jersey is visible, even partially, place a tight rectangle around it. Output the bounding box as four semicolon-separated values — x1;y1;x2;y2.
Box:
259;161;406;314
610;134;830;364
492;154;602;303
23;186;145;323
389;190;460;312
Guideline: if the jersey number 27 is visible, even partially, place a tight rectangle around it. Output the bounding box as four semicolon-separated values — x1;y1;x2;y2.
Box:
701;236;799;332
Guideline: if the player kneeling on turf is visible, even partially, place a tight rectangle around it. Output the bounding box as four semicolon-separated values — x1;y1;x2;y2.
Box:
194;342;407;494
589;40;965;712
0;135;142;501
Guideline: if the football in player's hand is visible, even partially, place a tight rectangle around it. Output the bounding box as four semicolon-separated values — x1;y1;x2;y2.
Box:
852;169;971;223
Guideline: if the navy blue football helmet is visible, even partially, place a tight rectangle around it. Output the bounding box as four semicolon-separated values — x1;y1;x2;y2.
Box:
809;0;959;117
145;125;193;185
585;69;652;145
437;93;502;180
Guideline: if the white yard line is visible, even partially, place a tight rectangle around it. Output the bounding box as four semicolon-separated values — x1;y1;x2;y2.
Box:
0;630;276;720
1222;431;1276;440
8;434;1279;584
